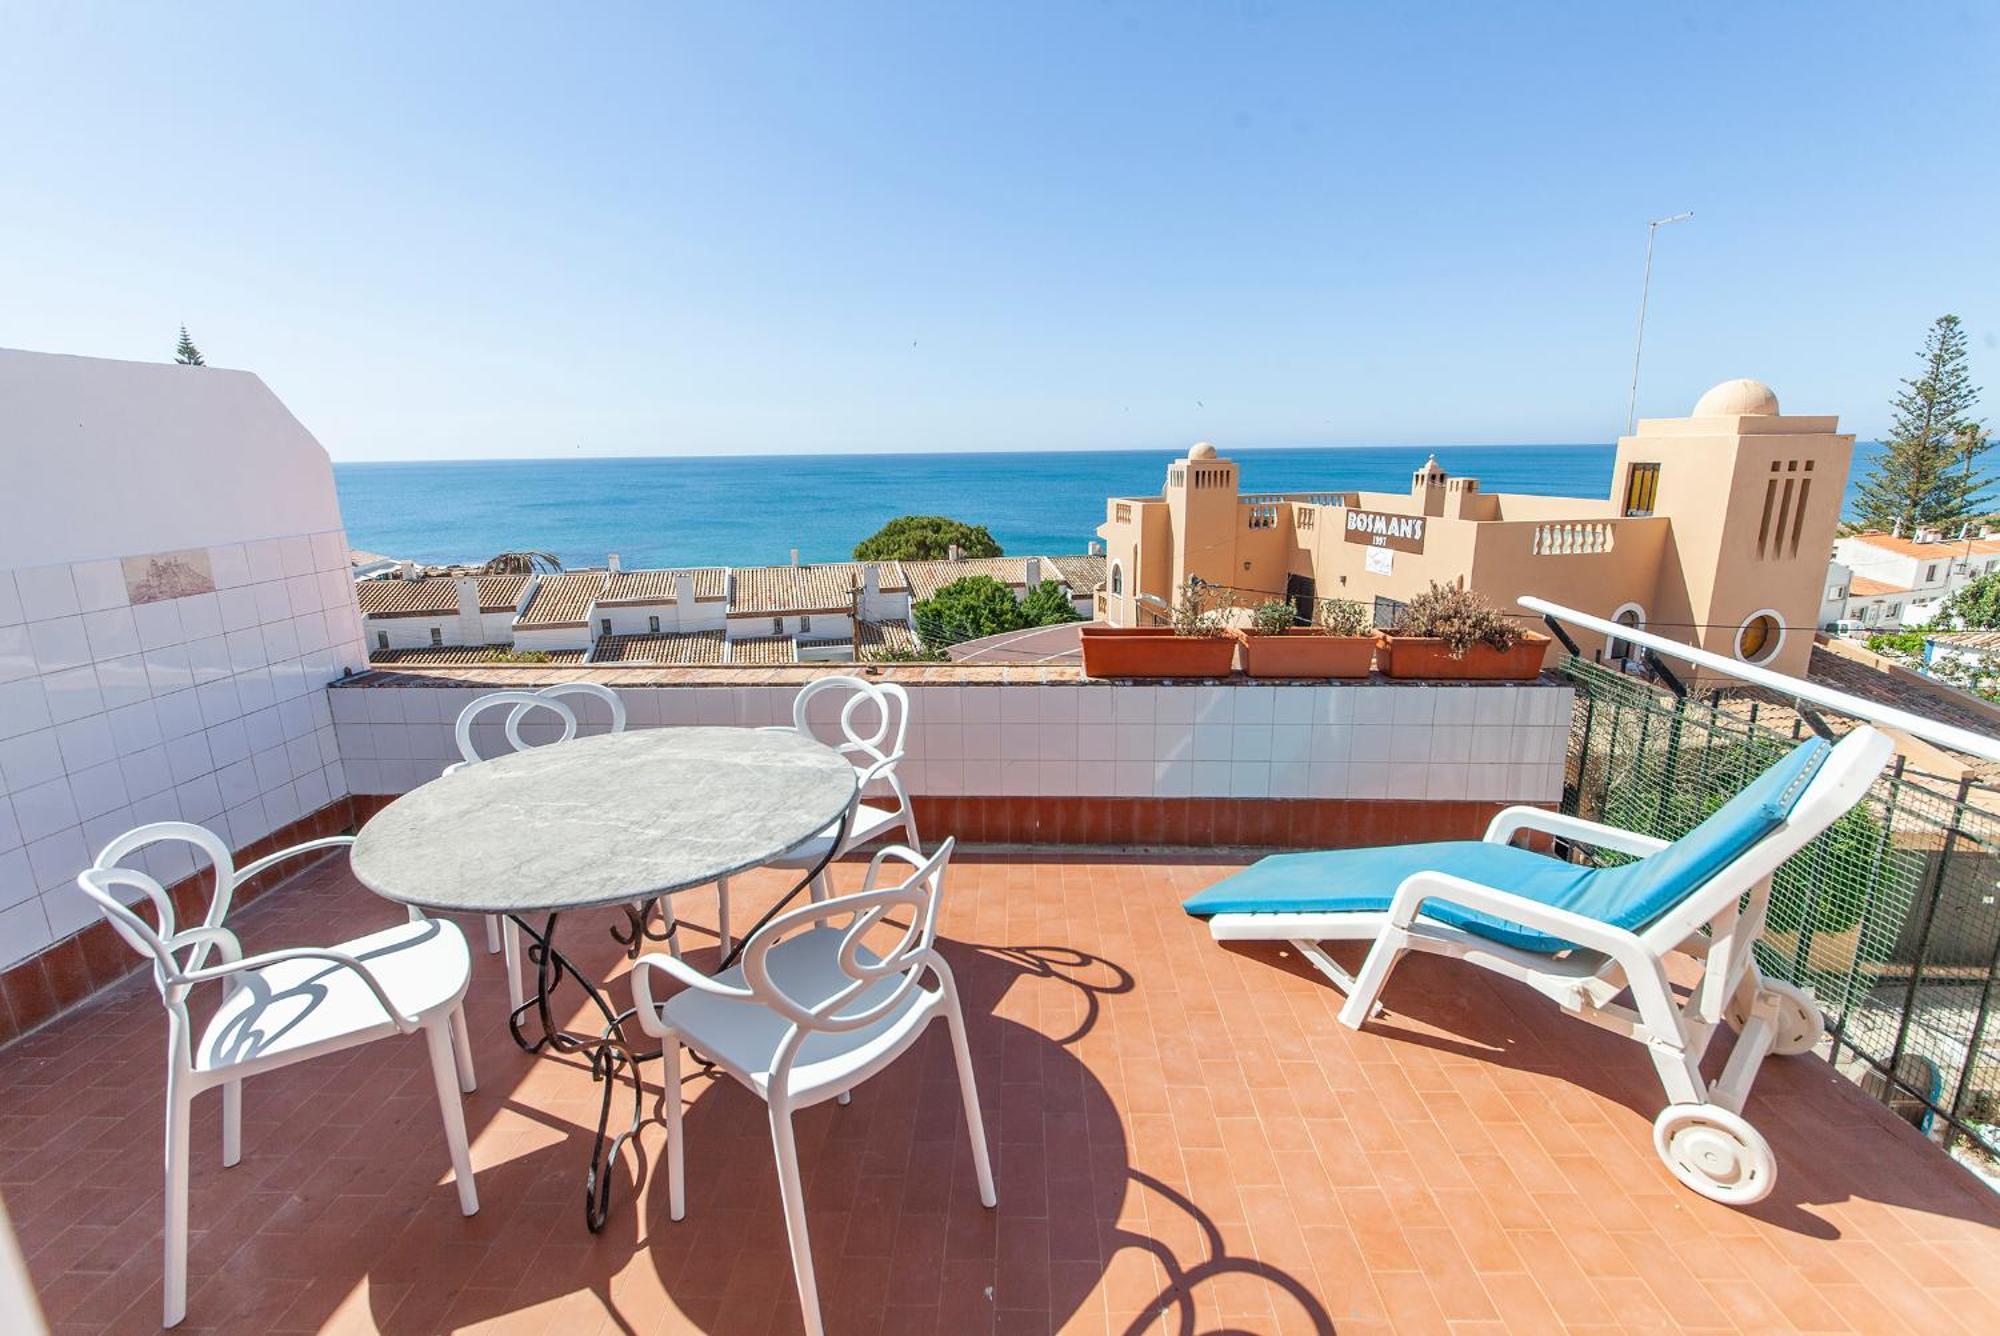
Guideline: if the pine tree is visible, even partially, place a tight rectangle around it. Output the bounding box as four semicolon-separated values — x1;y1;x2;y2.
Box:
174;325;205;366
1849;315;1986;533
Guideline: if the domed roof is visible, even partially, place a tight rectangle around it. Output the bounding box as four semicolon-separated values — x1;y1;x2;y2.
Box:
1187;441;1217;460
1692;379;1780;417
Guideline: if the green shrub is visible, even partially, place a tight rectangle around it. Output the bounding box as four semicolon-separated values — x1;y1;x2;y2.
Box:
854;516;1001;562
1392;582;1520;658
1249;600;1297;636
1866;631;1926;659
1169;577;1229;638
911;575;1026;646
1317;598;1371;637
1019;579;1083;626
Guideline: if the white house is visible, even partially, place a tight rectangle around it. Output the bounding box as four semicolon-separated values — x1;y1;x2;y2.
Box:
1825;529;2000;632
357;549;1107;666
357;572;533;651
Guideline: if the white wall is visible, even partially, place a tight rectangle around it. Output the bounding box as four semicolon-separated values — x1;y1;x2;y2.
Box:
727;613;852;641
602;601;728;636
366;608;517;650
513;624;592;653
0;350;366;969
333;679;1573;805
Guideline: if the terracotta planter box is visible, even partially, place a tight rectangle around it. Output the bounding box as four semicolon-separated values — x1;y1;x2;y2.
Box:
1233;629;1376;679
1080;626;1236;679
1375;630;1551;681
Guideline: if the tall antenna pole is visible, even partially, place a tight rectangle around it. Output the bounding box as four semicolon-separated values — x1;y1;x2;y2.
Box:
1625;211;1694;436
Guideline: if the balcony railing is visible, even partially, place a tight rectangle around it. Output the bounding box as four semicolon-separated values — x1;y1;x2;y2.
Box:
1558;656;2000;1160
1531;520;1617;555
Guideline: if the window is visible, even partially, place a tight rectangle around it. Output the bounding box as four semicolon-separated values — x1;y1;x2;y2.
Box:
1606;604;1644;664
1927;563;1940;583
1826;585;1845;601
648;615;660;634
1886;603;1902;618
1109;563;1123;595
1622;463;1661;517
1735;610;1783;664
772;617;784;636
376;632;388;650
800;614;811;633
600;618;611;636
429;627;443;647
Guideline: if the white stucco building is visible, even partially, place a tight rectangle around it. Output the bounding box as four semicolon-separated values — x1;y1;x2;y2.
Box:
1824;529;2000;633
357;551;1106;666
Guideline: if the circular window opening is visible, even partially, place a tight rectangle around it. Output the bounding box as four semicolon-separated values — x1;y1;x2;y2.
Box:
1736;612;1782;664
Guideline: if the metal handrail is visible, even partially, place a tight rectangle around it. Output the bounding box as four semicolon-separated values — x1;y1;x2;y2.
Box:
1520;595;2000;764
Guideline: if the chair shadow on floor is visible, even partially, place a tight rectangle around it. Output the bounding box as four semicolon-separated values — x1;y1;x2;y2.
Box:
345;928;1337;1334
1222;936;2000;1245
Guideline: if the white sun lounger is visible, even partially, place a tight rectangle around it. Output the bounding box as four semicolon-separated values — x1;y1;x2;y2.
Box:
1184;725;1894;1204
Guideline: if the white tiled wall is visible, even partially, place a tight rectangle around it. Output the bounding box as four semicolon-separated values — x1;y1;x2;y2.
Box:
0;531;369;967
332;680;1574;807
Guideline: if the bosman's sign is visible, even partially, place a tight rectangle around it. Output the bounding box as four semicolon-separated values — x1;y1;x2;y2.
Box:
1342;509;1426;554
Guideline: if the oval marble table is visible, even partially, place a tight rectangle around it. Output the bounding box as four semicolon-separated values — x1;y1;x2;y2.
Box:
351;726;858;1231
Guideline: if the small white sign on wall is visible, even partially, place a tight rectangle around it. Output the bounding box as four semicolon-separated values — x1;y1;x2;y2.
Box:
1364;546;1394;575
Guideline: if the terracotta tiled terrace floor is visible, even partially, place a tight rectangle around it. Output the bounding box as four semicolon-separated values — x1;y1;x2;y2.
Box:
5;852;1999;1335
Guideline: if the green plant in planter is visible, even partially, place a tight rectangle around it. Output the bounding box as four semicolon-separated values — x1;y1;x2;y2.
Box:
1394;582;1521;659
1249;599;1298;636
1170;577;1229;638
1317;598;1371;637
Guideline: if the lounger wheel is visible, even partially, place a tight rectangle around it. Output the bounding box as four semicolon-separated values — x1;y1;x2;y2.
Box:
1726;980;1825;1057
1652;1103;1775;1206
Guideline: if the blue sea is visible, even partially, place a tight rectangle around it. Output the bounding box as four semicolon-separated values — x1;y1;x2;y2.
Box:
334;442;1892;571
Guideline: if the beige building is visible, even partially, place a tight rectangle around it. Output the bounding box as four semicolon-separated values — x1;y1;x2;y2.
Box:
1096;379;1854;679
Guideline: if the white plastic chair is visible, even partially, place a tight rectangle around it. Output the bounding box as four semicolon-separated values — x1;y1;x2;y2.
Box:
448;683;627;1007
76;822;479;1328
713;676;918;954
631;839;992;1336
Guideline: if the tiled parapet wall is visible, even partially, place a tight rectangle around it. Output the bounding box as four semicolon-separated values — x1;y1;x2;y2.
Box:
330;669;1574;844
0;534;368;974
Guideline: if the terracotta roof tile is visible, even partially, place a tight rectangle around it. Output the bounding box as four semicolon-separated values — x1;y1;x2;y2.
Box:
516;571;608;627
857;619;918;655
590;630;727;665
356;574;529;618
1846;530;2000;559
730;563;901;615
600;568;729;604
901;557;1038;603
1046;554;1107;592
1845;575;1909;598
727;635;798;665
367;645;584;665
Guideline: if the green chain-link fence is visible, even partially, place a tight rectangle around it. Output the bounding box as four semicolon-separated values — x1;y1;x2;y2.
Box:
1557;657;2000;1163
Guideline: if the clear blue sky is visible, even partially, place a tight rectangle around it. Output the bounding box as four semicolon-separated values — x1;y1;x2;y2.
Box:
2;2;1994;461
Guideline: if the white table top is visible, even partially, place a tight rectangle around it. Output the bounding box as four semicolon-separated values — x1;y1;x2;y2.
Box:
350;727;858;915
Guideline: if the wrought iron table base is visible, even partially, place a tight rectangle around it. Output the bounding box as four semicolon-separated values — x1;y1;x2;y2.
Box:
504;806;853;1232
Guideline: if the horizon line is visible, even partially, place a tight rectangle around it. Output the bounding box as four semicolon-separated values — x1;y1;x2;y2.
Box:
330;440;1625;466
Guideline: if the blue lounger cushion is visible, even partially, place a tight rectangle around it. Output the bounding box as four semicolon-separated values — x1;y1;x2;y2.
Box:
1183;737;1830;955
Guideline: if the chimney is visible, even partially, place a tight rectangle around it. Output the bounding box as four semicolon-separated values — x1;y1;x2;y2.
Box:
607;552;621;573
674;571;695;616
1024;557;1041;589
948;543;962;562
453;576;482;644
790;548;800;568
398;560;418;580
1088;540;1102;557
862;562;881;605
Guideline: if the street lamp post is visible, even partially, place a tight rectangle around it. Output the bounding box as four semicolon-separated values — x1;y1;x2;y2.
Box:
1625;211;1694;436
